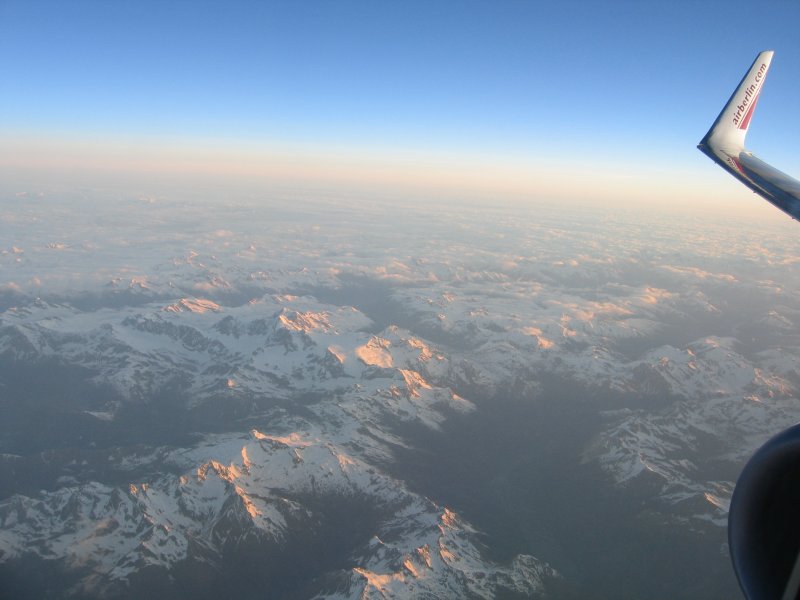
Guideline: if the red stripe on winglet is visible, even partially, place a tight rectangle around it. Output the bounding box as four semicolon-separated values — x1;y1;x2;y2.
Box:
739;94;760;130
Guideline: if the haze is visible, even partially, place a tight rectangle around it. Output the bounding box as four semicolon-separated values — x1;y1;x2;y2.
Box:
2;1;800;599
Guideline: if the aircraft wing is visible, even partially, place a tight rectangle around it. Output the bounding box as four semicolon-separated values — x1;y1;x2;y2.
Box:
698;50;800;220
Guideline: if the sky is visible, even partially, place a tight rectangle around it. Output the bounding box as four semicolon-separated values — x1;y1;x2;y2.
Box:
2;0;800;209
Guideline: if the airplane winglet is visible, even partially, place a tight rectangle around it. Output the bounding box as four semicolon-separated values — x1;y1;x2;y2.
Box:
699;50;773;155
698;51;800;221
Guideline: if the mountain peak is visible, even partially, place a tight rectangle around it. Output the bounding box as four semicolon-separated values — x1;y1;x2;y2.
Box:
163;298;221;313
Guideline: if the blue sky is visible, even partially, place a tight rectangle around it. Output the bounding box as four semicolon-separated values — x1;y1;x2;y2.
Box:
2;0;800;206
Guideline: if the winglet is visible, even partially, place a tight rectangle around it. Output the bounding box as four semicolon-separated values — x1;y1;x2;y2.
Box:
699;50;774;155
697;51;800;222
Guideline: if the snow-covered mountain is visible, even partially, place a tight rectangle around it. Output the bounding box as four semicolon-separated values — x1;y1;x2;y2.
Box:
3;193;800;598
0;293;555;597
0;427;555;599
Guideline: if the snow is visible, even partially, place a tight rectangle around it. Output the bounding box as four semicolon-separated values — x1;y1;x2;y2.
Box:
163;298;221;313
355;337;394;368
4;194;800;594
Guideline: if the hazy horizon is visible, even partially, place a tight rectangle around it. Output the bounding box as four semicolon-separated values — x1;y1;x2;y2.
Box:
2;1;800;210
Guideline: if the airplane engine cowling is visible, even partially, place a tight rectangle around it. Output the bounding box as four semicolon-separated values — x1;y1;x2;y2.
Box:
729;423;800;600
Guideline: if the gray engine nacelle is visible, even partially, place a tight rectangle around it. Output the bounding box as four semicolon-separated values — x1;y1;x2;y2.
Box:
730;423;800;600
